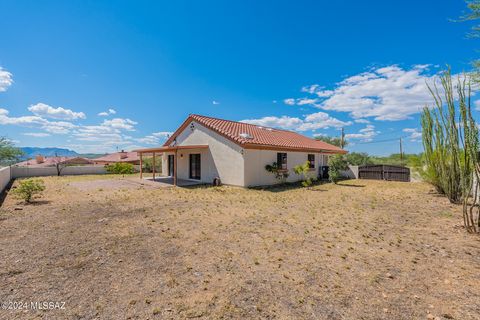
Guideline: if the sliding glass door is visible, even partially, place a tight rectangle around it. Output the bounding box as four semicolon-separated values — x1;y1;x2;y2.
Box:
189;154;201;180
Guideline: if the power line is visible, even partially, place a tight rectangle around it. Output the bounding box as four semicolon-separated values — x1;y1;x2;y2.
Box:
355;136;407;144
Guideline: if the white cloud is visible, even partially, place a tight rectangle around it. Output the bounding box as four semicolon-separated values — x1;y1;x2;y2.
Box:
474;100;480;111
152;131;172;138
23;132;51;137
212;100;220;105
0;107;77;134
98;108;117;116
287;65;454;121
403;128;422;141
28;103;86;120
0;108;45;125
242;116;303;130
241;111;351;131
345;124;378;142
354;118;370;124
137;132;173;145
0;67;13;92
102;118;137;131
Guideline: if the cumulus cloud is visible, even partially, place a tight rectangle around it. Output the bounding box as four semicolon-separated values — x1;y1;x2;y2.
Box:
102;118;137;131
241;111;351;131
285;65;452;121
0;67;13;92
137;132;173;145
403;128;422;141
0;107;77;134
23;132;51;137
28;103;86;120
212;100;220;105
354;118;370;124
345;124;378;142
98;108;117;116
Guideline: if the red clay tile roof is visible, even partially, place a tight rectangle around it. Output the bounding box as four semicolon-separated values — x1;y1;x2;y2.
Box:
164;114;347;154
93;151;140;163
15;157;93;167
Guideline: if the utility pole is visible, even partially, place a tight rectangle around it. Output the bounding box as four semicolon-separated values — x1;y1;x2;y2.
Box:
399;137;403;165
340;127;345;149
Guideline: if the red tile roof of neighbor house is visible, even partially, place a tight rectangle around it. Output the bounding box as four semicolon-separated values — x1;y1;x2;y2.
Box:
15;156;93;167
164;114;347;154
93;151;140;163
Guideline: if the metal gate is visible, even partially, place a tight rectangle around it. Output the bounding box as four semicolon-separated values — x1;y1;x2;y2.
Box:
358;165;410;182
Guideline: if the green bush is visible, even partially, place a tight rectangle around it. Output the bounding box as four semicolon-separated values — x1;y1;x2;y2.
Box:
106;162;135;174
13;179;46;203
293;161;315;187
265;162;289;183
328;154;348;184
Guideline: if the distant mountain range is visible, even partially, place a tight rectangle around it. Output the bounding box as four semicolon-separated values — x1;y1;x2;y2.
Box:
19;147;104;160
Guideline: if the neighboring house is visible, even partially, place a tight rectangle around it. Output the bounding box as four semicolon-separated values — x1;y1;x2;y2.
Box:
15;155;93;167
93;151;140;165
135;114;346;187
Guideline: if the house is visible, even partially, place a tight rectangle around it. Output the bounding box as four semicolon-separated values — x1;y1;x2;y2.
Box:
134;114;347;187
15;155;94;167
93;150;140;165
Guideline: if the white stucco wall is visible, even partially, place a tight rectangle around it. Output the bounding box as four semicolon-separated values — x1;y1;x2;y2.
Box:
11;165;106;178
0;166;11;193
243;149;330;187
165;121;245;186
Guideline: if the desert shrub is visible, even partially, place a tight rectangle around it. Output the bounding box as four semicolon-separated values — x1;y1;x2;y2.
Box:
106;162;135;174
293;161;315;187
328;154;348;184
142;157;162;173
13;179;46;203
265;162;289;183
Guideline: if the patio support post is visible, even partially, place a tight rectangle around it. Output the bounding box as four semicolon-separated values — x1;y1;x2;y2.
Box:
152;152;156;180
139;152;143;179
174;149;177;186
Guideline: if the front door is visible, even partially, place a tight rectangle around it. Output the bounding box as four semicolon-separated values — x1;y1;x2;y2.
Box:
189;154;201;180
168;155;174;176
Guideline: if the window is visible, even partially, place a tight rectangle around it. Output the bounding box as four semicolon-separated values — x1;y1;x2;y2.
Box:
308;154;315;169
189;154;201;180
277;153;287;170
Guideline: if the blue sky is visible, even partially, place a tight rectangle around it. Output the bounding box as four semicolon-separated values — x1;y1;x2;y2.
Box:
0;0;477;155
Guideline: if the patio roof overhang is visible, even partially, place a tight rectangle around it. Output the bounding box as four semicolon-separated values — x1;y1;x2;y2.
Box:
133;144;209;186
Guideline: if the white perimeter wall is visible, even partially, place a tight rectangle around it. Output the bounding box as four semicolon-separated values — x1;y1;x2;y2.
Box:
165;121;245;186
244;149;330;187
0;166;11;193
11;165;106;178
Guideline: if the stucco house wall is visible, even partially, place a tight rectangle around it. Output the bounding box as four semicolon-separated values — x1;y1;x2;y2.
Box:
162;121;245;186
243;149;330;187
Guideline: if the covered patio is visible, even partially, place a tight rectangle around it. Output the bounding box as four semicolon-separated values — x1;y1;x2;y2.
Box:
134;145;209;186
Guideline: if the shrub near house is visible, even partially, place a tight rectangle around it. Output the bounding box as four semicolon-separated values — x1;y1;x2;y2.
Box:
106;163;135;174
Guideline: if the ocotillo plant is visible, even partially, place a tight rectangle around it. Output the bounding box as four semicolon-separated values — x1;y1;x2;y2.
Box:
422;68;480;232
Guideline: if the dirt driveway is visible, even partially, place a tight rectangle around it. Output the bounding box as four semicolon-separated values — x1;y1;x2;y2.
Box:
0;176;479;319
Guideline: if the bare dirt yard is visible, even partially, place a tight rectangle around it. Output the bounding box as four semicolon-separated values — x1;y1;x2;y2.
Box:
0;175;479;320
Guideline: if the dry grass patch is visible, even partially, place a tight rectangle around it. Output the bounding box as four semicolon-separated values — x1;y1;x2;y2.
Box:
0;176;479;319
